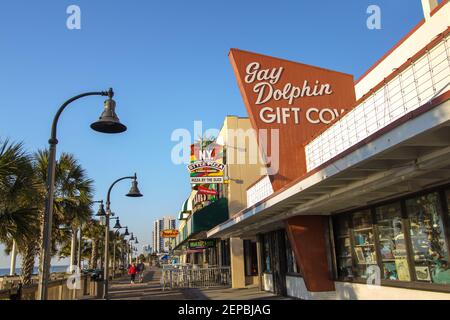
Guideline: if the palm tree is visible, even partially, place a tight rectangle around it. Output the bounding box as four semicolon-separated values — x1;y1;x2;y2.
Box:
0;139;42;284
83;219;103;269
55;153;93;270
34;151;94;271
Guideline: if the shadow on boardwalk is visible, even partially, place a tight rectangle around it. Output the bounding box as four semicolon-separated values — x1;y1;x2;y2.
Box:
106;267;290;300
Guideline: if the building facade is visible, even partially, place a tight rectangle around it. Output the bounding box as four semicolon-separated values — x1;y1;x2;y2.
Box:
174;116;265;285
152;216;176;253
207;0;450;299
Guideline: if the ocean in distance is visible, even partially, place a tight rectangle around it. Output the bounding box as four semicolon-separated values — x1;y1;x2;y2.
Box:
0;266;69;276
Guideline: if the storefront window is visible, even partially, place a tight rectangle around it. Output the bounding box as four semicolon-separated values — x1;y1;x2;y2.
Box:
333;215;353;280
352;210;377;279
406;192;450;284
284;233;298;274
263;234;271;272
375;202;410;281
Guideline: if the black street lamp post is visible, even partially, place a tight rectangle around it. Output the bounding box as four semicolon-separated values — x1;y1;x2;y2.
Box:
38;88;127;300
112;222;128;275
98;174;143;300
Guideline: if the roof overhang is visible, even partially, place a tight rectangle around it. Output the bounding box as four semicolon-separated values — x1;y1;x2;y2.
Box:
208;96;450;239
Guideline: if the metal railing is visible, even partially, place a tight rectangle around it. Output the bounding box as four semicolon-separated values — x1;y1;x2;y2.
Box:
161;267;231;290
305;33;450;172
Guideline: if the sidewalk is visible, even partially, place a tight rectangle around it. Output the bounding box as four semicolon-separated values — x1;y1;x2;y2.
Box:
106;267;290;300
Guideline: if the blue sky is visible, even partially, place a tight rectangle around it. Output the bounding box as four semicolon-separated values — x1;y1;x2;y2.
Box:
0;0;424;268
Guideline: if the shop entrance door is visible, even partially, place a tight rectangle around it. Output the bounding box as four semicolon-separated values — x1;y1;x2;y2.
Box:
270;230;287;296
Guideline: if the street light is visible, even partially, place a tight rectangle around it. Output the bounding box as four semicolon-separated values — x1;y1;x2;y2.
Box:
112;217;122;230
96;201;106;217
38;88;126;300
103;174;143;299
112;223;128;276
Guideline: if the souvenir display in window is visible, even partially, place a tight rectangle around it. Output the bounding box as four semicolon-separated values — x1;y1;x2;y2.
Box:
406;192;450;285
333;215;353;280
376;203;410;281
352;210;377;279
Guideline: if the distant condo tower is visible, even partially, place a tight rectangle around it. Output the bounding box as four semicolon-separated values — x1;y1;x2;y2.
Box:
152;216;176;253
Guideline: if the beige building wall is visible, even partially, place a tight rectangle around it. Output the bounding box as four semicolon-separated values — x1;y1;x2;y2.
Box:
216;116;266;288
230;238;246;289
216;116;266;217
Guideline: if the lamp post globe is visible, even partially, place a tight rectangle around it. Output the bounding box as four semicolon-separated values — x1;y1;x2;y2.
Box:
126;175;143;198
96;202;106;217
90;89;127;134
113;218;122;230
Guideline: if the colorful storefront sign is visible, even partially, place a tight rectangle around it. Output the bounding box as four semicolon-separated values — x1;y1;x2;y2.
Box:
188;239;216;250
160;229;179;238
229;48;357;191
189;142;224;183
190;176;224;184
196;185;219;196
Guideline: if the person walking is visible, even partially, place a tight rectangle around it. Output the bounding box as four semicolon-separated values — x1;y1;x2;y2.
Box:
128;262;137;284
136;260;146;283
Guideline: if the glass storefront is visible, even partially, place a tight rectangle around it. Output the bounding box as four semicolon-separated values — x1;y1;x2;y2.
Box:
333;186;450;290
352;210;377;279
284;233;298;274
334;213;353;280
406;192;449;284
376;202;410;281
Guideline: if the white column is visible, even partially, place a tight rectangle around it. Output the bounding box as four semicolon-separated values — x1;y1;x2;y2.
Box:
9;240;17;276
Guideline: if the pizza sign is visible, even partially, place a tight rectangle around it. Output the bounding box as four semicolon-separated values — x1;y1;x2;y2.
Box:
188;161;225;174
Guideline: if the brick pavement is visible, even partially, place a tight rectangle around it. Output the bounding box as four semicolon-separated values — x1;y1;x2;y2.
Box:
106;267;290;300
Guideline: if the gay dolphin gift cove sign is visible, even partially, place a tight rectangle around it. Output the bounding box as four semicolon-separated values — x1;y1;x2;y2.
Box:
229;48;357;191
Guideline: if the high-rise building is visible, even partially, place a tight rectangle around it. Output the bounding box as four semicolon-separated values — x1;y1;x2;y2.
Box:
152;216;176;253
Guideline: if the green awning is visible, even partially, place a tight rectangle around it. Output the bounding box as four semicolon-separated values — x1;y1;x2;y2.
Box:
178;190;196;220
191;197;229;234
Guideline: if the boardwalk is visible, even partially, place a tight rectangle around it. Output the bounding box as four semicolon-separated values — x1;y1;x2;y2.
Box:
105;267;289;300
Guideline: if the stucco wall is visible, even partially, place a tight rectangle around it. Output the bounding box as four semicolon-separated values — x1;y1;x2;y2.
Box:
285;276;450;300
217;116;266;217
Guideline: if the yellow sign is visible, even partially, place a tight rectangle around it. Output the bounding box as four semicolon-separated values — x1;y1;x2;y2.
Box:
160;229;179;238
395;257;411;281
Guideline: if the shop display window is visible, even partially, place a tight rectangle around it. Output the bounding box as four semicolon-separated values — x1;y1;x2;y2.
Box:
333;215;353;280
352;210;377;279
333;186;450;290
406;192;450;285
375;203;410;281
